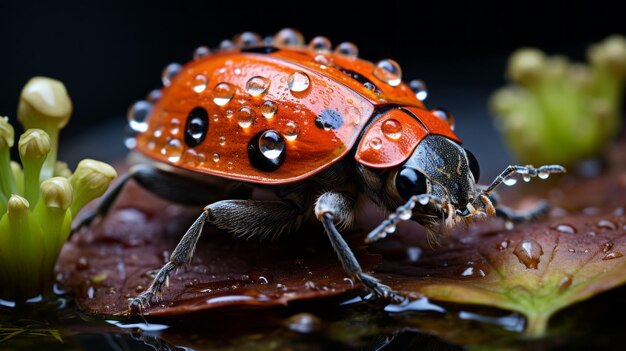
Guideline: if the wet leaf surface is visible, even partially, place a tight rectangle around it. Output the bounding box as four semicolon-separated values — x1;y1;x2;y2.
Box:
375;143;626;336
57;142;626;340
57;183;378;316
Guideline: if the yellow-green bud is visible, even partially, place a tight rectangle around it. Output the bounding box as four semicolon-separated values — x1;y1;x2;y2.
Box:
70;159;117;214
18;129;51;161
588;35;626;76
40;177;72;210
7;195;29;215
507;48;546;86
0;117;14;148
17;77;72;130
54;161;72;178
544;56;569;80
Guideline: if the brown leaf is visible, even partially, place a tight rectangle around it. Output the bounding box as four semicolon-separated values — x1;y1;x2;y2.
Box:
57;183;378;316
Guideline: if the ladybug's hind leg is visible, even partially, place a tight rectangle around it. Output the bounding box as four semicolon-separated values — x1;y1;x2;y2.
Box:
130;199;302;313
315;191;404;304
72;164;225;232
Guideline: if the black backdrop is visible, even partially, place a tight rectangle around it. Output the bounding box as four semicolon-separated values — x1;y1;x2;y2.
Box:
0;0;623;166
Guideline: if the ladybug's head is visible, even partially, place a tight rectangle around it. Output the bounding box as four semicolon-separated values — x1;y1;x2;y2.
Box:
355;107;488;235
389;134;484;230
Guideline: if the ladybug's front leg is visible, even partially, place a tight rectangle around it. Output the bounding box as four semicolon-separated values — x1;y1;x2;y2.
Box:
315;192;404;304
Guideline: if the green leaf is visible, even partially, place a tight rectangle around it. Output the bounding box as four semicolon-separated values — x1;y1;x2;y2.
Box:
378;161;626;337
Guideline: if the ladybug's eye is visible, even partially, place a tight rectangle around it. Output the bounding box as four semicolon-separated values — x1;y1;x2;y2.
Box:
395;167;428;201
184;107;209;147
465;149;480;182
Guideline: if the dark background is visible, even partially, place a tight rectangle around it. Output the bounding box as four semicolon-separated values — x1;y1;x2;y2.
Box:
0;0;624;170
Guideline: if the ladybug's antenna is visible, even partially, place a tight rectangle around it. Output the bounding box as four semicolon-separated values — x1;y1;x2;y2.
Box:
482;165;566;195
365;194;441;243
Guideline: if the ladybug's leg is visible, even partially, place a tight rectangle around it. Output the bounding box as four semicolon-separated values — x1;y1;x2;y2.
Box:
73;164;228;232
130;199;302;313
315;191;404;303
481;164;565;194
482;191;550;224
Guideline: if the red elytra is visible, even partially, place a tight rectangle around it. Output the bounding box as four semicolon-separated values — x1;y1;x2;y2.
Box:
134;45;459;184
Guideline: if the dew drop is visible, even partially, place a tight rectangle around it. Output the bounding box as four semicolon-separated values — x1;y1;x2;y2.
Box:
497;239;510;251
165;139;183;163
124;137;136;149
147;89;162;103
597;219;617;231
305;281;316;289
212;82;235;106
431;108;455;130
343;277;355;287
568;248;576;253
335;42;359;57
418;196;430;205
381;119;403;140
364;82;378;93
369;137;382;150
313;54;331;66
184;149;206;164
555;224;577;234
193;46;210;60
212;153;220;162
273;28;305;47
384;224;396;234
191;74;208;93
287;71;311;92
538;171;550;179
504;177;518;186
170;118;181;135
245;76;270;96
227;161;233;170
399;209;412;220
523;175;531;182
603;252;623;260
373;59;402;86
234;32;262;47
409;79;428;101
406;247;422;262
261;101;278;119
513;239;543;269
225;110;234;119
461;267;474;276
285;313;321;334
259;130;286;159
558;274;573;292
237;106;255;128
127;100;152;133
284;121;299;141
344;106;361;125
161;63;182;87
219;40;235;51
602;242;614;253
309;36;332;52
218;136;226;146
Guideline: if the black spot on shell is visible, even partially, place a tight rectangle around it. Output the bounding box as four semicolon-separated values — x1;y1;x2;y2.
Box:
248;130;286;172
337;67;382;94
315;109;343;130
184;107;209;147
241;46;280;54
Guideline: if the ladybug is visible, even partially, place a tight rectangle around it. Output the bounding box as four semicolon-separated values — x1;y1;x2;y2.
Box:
78;29;565;311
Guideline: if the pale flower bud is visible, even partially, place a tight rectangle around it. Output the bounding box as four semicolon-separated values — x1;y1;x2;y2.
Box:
0;117;14;149
70;159;117;214
507;48;546;86
7;195;29;215
40;177;73;210
18;129;51;161
18;77;72;130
